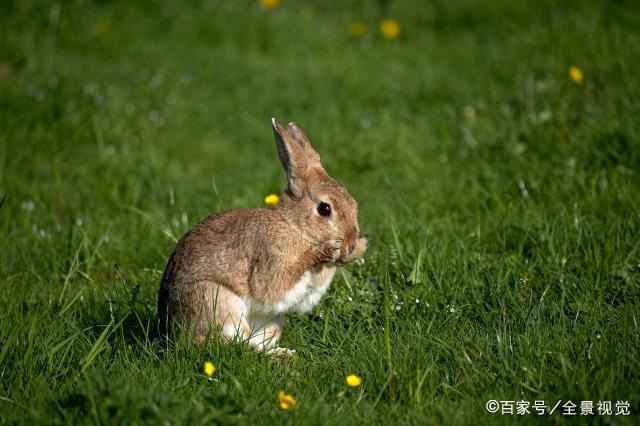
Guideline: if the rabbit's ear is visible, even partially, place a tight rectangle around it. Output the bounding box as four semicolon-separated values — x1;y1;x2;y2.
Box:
272;117;308;196
286;122;321;167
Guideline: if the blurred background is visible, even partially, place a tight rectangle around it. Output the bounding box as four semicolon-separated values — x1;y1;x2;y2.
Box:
2;0;637;265
2;0;638;247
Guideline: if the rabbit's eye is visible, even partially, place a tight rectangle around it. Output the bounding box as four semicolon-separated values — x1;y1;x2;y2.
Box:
317;202;332;217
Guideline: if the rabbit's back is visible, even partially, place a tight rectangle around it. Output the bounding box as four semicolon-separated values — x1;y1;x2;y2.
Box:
161;208;298;291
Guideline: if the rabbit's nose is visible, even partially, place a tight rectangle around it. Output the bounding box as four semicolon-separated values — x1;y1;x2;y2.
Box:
347;244;355;254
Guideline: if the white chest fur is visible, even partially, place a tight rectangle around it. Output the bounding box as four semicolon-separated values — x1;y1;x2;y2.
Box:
251;265;337;314
291;266;336;313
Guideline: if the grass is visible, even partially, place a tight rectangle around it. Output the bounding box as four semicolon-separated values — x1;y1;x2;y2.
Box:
1;0;639;424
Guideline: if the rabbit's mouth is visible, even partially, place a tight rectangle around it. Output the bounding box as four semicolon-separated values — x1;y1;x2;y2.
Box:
337;235;368;265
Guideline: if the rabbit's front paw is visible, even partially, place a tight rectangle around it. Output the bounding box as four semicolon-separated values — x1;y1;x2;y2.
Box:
320;239;342;262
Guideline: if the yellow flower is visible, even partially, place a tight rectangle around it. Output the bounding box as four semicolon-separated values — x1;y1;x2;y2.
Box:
264;193;280;207
379;19;400;39
278;391;296;409
346;374;362;387
349;21;367;38
260;0;280;9
204;361;215;377
569;66;583;85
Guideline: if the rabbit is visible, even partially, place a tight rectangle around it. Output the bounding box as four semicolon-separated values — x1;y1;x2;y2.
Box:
158;118;368;355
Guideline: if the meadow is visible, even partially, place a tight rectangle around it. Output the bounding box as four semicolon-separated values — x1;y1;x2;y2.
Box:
1;0;639;424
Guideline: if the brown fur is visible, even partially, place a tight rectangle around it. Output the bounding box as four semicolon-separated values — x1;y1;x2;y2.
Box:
158;118;367;352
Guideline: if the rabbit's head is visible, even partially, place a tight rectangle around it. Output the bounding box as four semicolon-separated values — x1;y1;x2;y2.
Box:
272;118;364;262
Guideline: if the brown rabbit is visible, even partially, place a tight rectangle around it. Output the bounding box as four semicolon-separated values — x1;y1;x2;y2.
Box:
158;118;368;355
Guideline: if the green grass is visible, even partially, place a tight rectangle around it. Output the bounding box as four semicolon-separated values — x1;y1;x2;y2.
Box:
1;0;639;424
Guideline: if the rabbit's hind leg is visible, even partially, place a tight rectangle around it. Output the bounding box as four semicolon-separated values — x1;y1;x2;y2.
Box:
210;284;251;344
248;312;283;350
182;281;251;344
248;311;296;356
